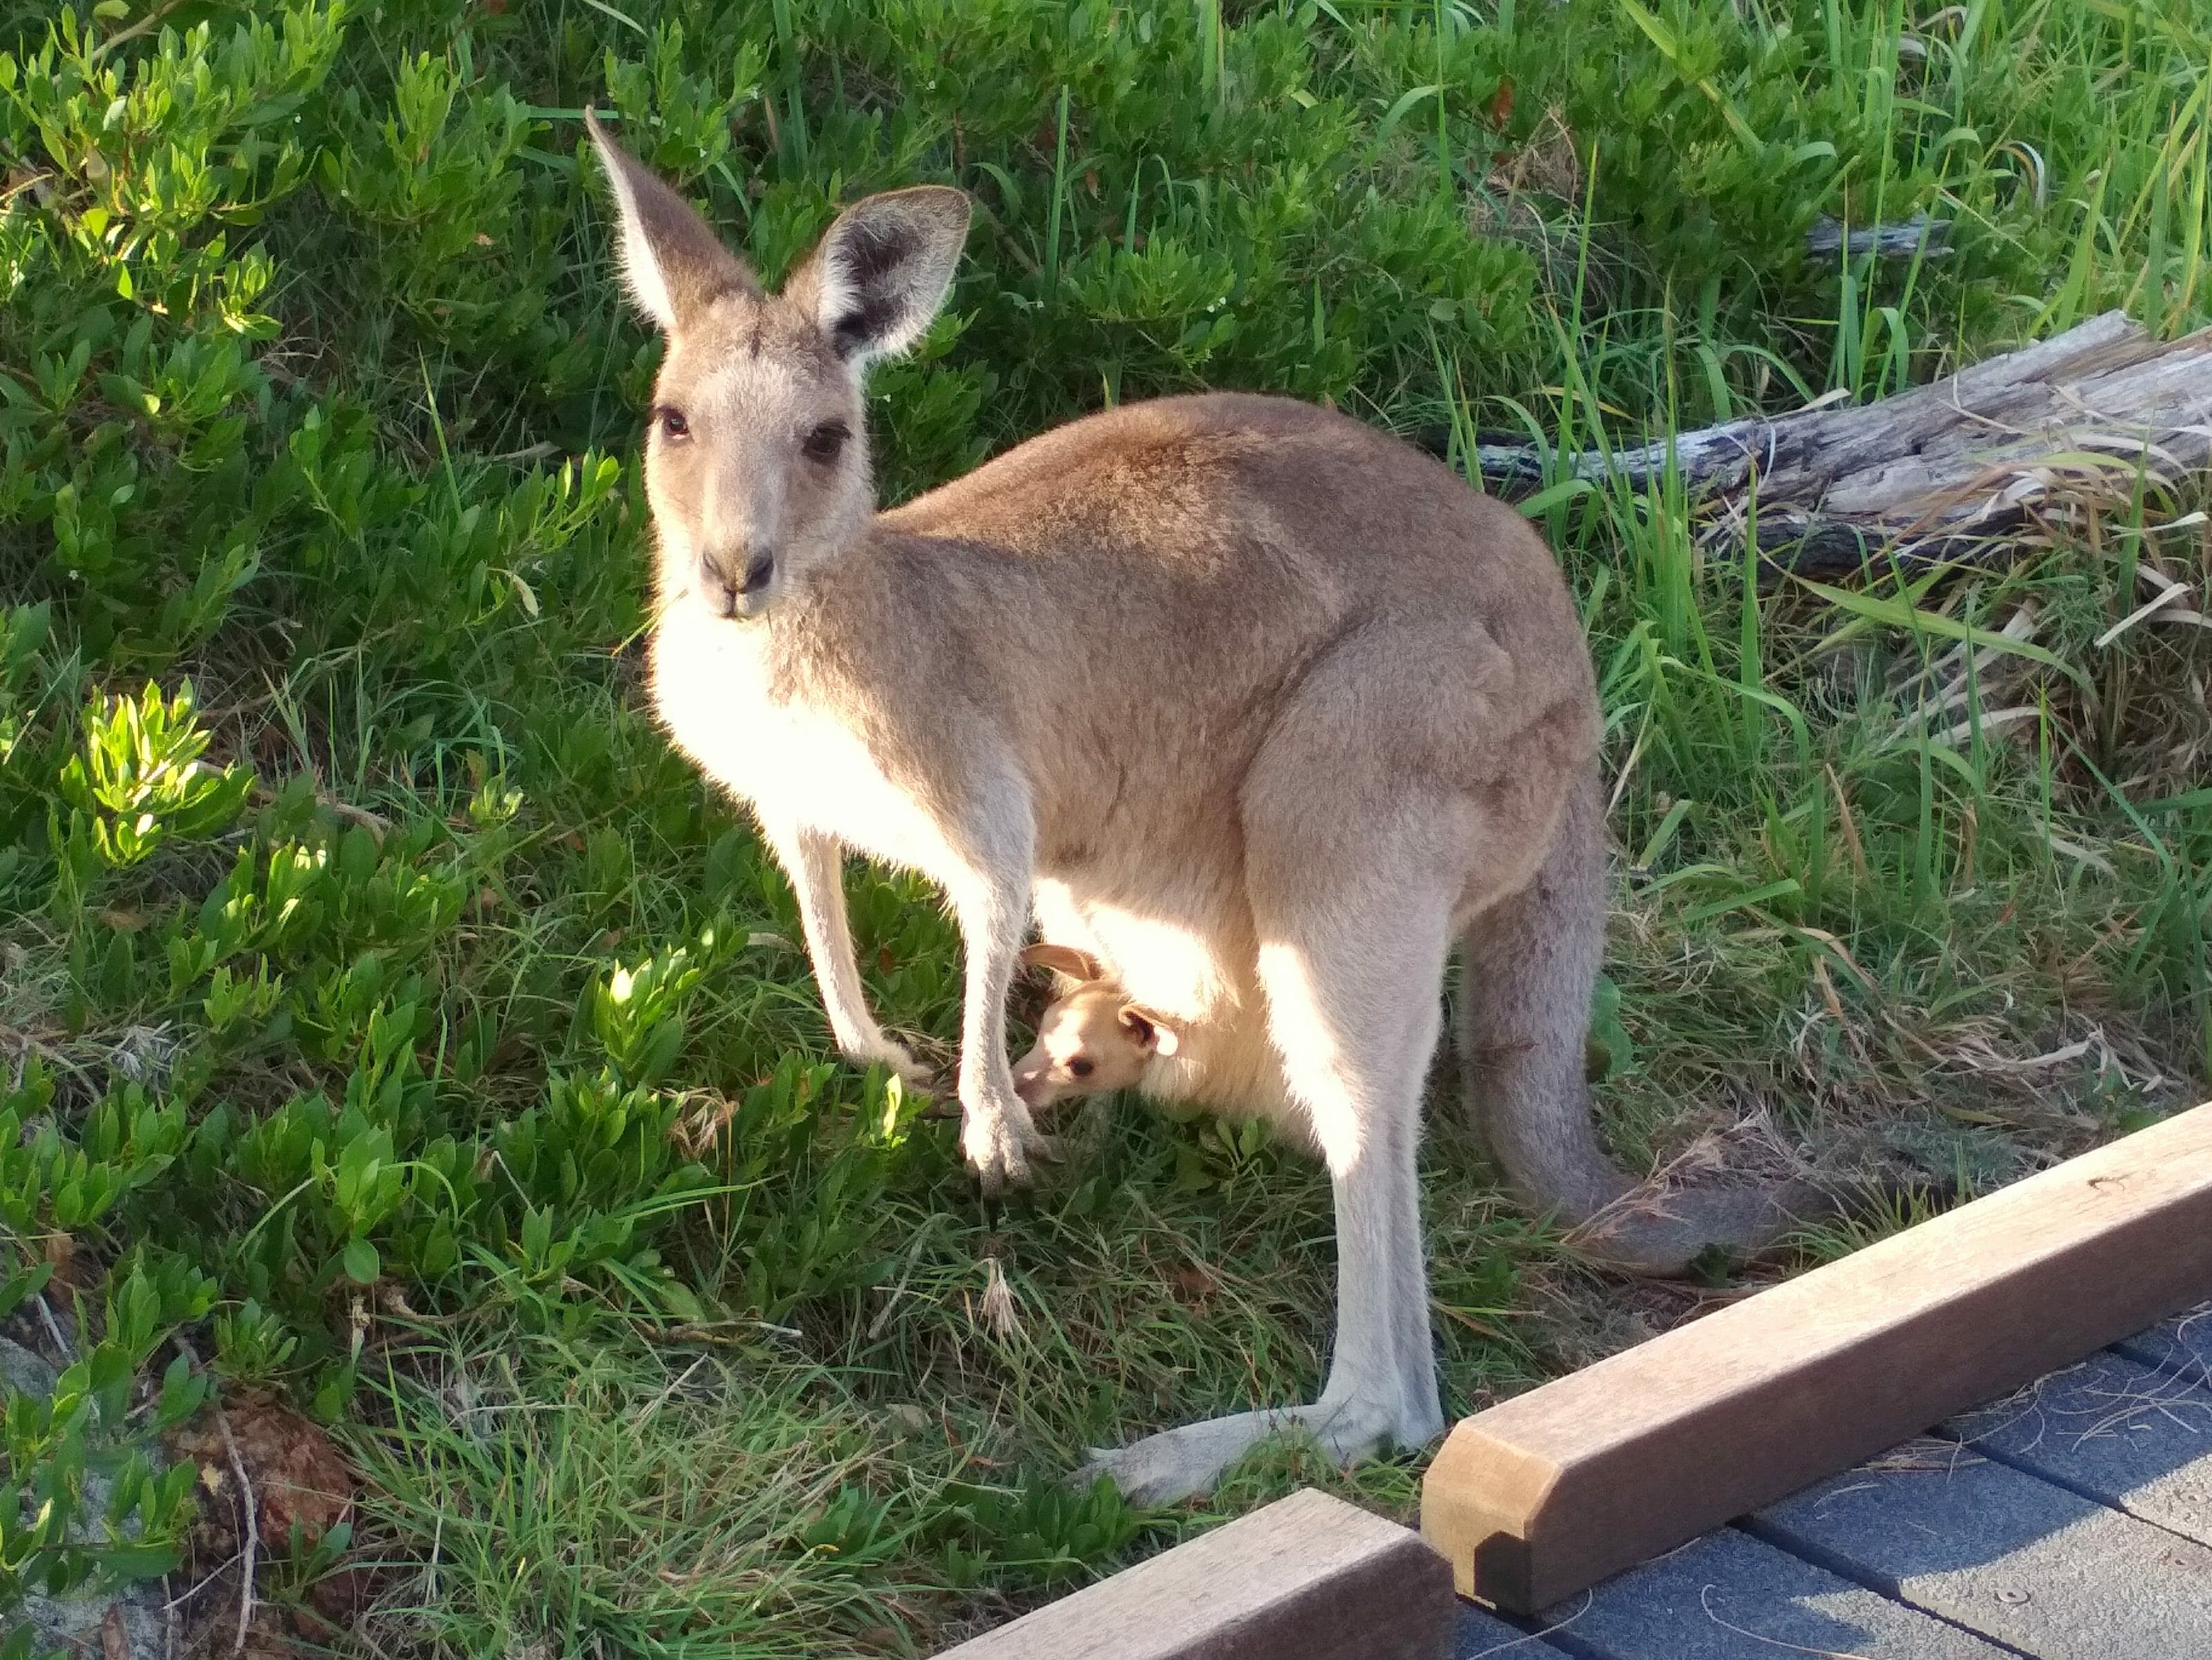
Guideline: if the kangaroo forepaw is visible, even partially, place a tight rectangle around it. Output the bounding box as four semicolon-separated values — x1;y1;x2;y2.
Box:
960;1092;1058;1194
845;1035;935;1094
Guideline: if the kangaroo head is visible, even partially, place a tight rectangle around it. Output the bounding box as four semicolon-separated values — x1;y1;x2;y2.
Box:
1011;945;1180;1108
584;111;970;621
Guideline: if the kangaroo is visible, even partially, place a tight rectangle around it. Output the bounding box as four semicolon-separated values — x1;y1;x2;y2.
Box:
584;112;1812;1504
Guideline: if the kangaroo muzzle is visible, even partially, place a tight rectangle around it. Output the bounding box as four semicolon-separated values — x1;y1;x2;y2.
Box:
718;547;775;619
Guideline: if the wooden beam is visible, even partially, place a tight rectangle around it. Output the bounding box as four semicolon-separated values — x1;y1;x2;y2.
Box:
932;1487;1454;1660
1421;1100;2212;1614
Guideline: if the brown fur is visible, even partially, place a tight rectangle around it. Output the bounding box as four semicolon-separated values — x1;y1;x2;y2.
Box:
585;111;1815;1503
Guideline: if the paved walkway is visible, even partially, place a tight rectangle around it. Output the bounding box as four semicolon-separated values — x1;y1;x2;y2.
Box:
1453;1304;2212;1660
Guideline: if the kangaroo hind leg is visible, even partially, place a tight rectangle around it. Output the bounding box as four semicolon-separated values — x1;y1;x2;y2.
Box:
1076;789;1457;1505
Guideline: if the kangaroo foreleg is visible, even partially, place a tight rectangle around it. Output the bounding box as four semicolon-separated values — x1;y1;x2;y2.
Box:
944;788;1058;1192
770;823;932;1088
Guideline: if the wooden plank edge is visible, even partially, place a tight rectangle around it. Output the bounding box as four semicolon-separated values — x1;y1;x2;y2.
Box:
932;1487;1454;1660
1420;1100;2212;1613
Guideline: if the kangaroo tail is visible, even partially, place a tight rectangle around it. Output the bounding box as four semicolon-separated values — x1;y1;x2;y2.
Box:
1458;764;1826;1276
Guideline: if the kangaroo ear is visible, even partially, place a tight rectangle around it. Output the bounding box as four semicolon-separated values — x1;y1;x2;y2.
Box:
1020;943;1105;985
1119;1006;1179;1057
800;187;971;366
583;107;757;334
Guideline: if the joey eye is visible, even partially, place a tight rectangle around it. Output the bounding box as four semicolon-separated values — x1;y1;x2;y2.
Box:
1068;1057;1095;1079
801;420;849;462
656;406;690;440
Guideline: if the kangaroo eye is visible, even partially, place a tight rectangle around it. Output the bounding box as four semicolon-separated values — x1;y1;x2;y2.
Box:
801;420;849;462
1068;1057;1094;1079
656;406;690;440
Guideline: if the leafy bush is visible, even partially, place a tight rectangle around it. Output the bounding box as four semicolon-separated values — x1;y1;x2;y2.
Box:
0;0;2206;1652
0;1252;212;1611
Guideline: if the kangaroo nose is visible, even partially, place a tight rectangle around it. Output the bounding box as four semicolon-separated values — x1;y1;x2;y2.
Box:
730;548;776;618
702;547;775;619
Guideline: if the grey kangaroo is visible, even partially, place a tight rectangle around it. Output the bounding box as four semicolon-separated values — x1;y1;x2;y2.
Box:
585;111;1808;1503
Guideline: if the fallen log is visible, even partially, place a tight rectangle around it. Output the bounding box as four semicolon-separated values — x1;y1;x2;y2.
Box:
1803;211;1951;262
1434;311;2212;577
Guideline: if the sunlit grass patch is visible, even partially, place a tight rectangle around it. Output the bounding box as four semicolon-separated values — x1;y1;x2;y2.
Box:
0;0;2207;1651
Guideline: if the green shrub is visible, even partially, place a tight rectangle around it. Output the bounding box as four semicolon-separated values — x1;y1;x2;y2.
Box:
1;0;2205;1650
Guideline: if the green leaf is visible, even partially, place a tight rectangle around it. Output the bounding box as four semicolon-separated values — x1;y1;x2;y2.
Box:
1680;878;1802;925
1515;477;1595;518
0;1261;55;1323
1374;84;1442;147
341;1238;380;1284
1795;578;2086;688
2142;787;2212;815
1615;0;1680;58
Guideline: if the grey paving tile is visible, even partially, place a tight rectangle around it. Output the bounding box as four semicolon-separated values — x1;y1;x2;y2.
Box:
1524;1527;2011;1660
1948;1350;2212;1546
1453;1601;1571;1658
2112;1304;2212;1384
1754;1437;2212;1660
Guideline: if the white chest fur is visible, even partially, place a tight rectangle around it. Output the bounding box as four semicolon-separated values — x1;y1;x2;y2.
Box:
651;608;957;878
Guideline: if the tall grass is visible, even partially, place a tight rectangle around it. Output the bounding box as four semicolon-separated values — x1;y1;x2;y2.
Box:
0;1;2206;1652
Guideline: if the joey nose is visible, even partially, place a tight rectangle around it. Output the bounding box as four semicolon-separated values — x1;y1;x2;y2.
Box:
1011;1055;1050;1107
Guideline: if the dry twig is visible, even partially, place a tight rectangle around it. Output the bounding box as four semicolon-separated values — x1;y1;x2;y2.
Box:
171;1339;259;1656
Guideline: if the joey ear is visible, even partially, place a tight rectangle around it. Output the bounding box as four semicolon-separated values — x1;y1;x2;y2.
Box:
1118;1006;1179;1057
800;187;971;366
583;107;758;333
1020;943;1105;985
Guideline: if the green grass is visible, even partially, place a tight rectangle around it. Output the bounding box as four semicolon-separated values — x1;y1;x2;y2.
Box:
1;0;2209;1653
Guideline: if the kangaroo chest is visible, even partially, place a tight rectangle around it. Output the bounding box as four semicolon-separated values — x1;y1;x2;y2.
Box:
650;612;958;878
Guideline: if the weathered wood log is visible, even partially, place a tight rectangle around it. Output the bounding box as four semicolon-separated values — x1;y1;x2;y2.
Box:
1434;312;2212;576
1804;212;1952;261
